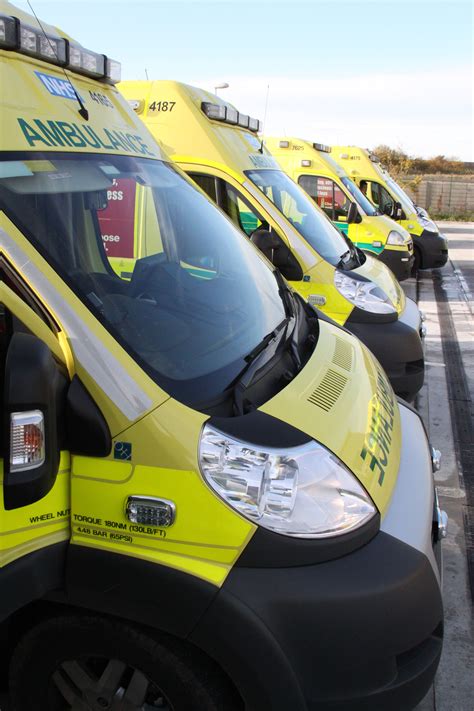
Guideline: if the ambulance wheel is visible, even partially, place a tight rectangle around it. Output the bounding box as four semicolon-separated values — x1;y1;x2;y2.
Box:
9;614;242;711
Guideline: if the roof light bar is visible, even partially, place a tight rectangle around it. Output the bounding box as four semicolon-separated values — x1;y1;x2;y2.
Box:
68;43;105;78
0;13;17;48
0;12;121;83
313;142;331;153
237;113;249;129
301;159;312;167
226;106;238;124
279;140;290;148
201;102;261;132
248;117;262;132
20;22;67;63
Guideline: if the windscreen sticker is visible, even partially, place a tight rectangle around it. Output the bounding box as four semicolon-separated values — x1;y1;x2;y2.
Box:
34;71;80;101
97;179;136;258
248;153;278;169
17;117;155;156
23;160;56;172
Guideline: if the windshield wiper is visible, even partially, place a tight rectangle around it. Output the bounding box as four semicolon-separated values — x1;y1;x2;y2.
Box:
232;271;301;415
232;317;290;416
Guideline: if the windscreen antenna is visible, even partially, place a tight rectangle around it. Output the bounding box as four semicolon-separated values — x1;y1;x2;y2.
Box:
259;84;270;154
27;0;89;120
145;68;149;80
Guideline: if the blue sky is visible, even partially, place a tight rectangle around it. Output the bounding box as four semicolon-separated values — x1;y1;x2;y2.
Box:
14;0;474;159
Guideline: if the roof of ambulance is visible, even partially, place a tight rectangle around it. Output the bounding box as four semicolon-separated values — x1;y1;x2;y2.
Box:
266;137;348;179
119;80;281;177
0;1;165;159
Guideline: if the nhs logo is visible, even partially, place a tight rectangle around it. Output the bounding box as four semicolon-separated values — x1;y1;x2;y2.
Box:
35;71;80;101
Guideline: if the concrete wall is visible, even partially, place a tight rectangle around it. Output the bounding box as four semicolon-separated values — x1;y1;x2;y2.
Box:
404;175;474;215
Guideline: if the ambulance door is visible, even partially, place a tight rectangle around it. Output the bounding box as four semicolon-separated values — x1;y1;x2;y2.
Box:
188;172;303;282
0;271;70;604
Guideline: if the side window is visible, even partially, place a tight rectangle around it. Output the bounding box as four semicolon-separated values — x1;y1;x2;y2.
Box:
368;182;394;214
219;181;268;236
187;173;218;203
298;175;351;221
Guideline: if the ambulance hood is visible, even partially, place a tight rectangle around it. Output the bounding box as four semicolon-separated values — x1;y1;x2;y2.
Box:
261;320;401;516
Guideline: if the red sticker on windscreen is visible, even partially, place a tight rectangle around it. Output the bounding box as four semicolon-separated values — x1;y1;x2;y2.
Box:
97;178;136;258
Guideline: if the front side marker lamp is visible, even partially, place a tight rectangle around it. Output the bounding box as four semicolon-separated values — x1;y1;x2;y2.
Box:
308;294;327;307
301;159;312;167
10;410;45;472
279;140;290;148
125;496;176;528
128;99;144;114
199;425;377;538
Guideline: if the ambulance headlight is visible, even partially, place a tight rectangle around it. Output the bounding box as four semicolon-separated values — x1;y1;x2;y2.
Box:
334;271;396;314
419;215;438;232
387;230;407;246
199;425;377;538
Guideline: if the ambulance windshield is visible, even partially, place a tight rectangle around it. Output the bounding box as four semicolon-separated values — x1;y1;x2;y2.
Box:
245;169;351;266
0;153;287;404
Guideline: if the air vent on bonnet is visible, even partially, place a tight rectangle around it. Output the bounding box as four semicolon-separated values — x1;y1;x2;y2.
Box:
307;369;348;412
306;337;352;411
332;336;353;372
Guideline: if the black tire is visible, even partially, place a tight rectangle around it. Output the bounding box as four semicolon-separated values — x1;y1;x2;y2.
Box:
9;614;241;711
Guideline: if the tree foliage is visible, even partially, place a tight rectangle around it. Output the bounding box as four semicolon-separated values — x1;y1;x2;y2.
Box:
372;145;472;175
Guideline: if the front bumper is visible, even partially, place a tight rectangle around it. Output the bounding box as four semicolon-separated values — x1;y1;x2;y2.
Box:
377;246;414;282
346;296;424;400
413;230;448;269
190;406;444;711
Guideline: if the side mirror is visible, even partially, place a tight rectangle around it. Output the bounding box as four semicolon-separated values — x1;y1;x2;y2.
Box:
394;201;403;219
3;333;67;509
347;202;359;224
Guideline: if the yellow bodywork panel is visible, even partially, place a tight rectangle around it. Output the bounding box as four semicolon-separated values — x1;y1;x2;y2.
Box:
71;399;256;587
0;452;70;567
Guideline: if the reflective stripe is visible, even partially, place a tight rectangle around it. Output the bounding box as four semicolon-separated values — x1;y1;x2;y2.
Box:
0;224;153;421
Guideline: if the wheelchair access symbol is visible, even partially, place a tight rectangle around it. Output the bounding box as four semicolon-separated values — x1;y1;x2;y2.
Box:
114;441;132;461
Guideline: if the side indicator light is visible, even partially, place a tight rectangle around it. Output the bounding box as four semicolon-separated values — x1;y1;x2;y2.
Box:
125;496;176;528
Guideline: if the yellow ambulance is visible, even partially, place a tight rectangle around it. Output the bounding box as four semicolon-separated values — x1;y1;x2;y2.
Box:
0;4;445;709
266;137;414;281
332;146;449;269
120;80;425;400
